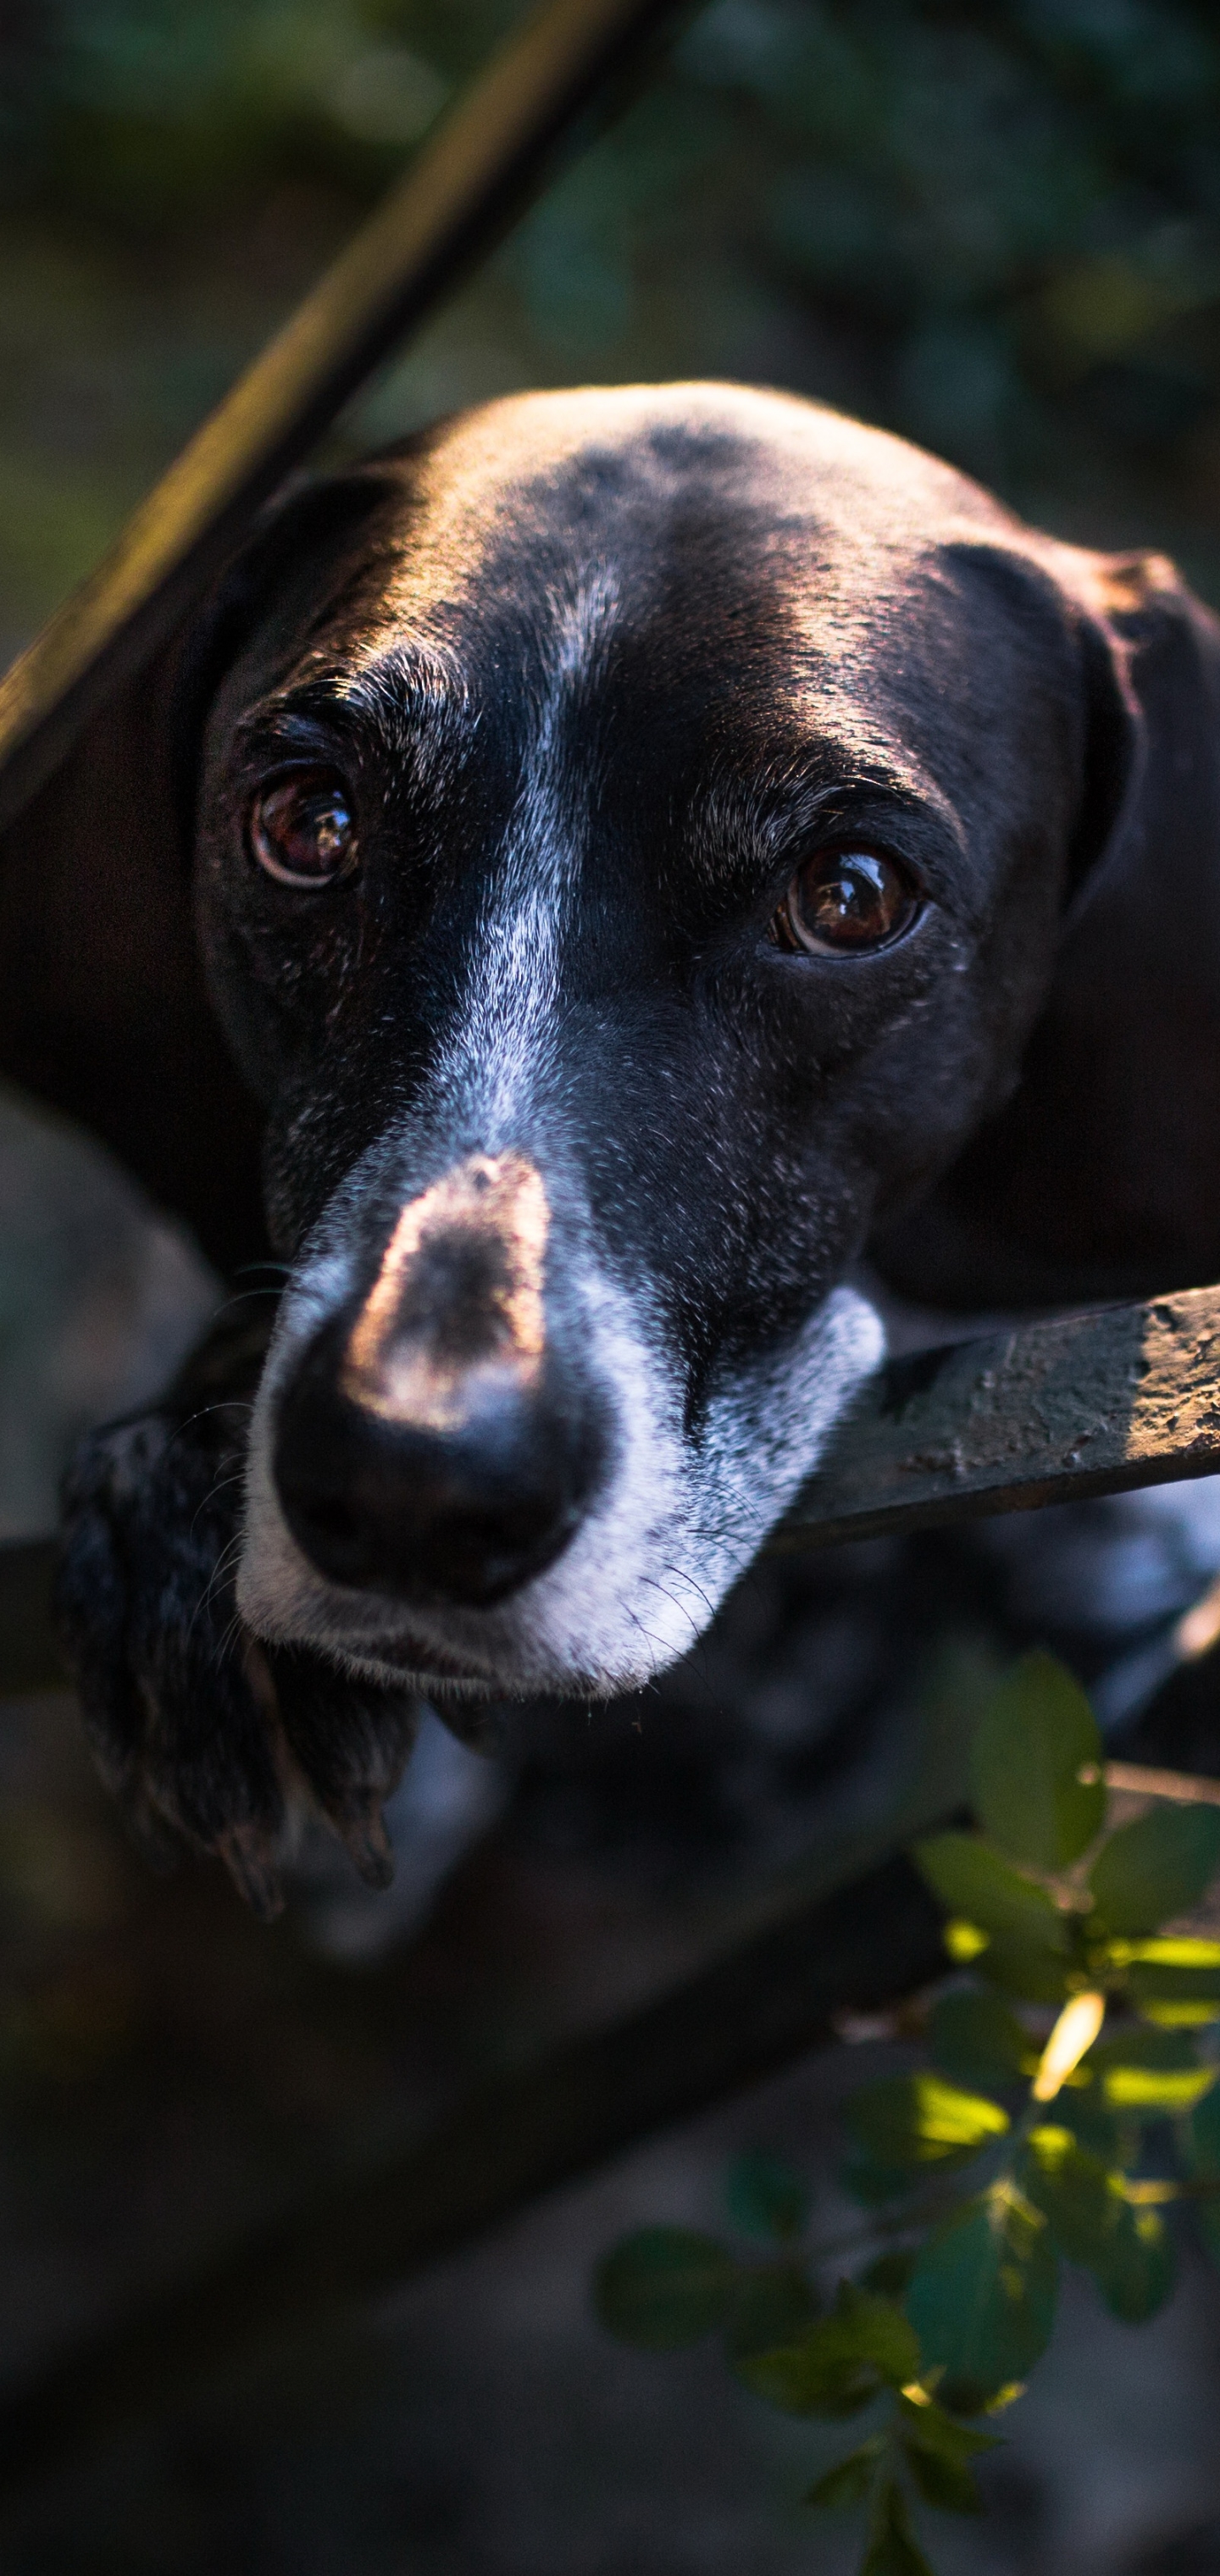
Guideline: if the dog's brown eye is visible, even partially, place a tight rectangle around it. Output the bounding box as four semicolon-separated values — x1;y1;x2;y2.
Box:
249;769;357;887
774;847;920;954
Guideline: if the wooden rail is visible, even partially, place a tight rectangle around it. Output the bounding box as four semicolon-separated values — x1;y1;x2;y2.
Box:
8;1283;1220;1700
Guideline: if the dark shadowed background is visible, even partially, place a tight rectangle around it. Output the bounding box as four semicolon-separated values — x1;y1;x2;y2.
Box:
3;3;1220;2569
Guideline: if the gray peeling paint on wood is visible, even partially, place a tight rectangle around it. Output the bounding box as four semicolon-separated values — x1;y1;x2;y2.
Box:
772;1285;1220;1550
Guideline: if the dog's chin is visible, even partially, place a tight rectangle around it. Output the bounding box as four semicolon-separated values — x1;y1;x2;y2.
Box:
236;1285;884;1702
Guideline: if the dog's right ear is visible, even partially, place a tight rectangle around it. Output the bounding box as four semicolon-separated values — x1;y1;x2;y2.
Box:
0;467;396;1278
873;541;1220;1310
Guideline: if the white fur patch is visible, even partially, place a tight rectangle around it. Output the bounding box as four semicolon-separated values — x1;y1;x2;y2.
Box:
237;1247;882;1700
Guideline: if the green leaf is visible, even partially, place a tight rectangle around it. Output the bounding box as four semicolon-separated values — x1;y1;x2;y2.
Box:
737;2285;920;2418
1088;1806;1220;1937
846;2073;1008;2172
725;2265;818;2372
840;2155;920;2208
1021;2124;1123;2267
1093;2201;1176;2323
912;1834;1069;1955
1090;2027;1217;2113
928;1990;1034;2091
1182;2085;1220;2273
975;1937;1073;2008
724;2151;809;2243
905;2184;1058;2412
970;1652;1104;1870
804;2440;885;2508
594;2229;738;2350
898;2391;999;2512
861;2248;918;2300
1117;1939;1220;2026
862;2479;936;2576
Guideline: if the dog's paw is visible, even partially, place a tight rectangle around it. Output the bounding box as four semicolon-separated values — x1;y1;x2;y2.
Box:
54;1328;420;1917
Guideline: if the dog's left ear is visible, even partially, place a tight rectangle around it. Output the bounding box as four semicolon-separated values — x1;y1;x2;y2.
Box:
0;468;395;1278
873;542;1220;1311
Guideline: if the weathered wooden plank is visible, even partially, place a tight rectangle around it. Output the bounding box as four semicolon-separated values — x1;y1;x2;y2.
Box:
0;0;686;831
0;1847;946;2493
774;1283;1220;1550
7;1286;1220;1696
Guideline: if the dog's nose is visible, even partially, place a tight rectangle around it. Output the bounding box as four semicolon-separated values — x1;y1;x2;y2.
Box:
272;1154;603;1608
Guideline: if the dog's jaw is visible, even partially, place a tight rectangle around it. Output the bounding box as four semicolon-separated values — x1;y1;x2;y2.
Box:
236;1257;883;1700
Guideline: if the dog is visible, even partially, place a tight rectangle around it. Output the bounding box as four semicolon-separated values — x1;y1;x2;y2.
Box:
35;380;1220;1912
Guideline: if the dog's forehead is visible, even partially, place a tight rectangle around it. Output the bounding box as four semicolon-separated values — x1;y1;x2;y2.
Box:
348;382;1018;689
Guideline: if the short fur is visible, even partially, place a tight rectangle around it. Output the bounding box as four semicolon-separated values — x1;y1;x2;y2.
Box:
36;382;1220;1907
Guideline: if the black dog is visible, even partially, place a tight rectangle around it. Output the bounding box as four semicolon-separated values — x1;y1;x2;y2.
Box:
37;382;1220;1909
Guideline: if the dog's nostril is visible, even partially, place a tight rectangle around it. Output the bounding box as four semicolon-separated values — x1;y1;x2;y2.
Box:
272;1322;602;1610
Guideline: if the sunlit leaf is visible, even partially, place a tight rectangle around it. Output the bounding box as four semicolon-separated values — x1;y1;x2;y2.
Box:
970;1652;1104;1869
1089;2026;1216;2112
1120;1937;1220;2026
912;1834;1068;1953
724;2151;809;2243
905;2184;1058;2412
737;2285;920;2418
594;2229;738;2349
846;2073;1008;2172
1022;2124;1122;2266
1031;1991;1106;2101
804;2440;885;2508
1088;1807;1220;1937
928;1990;1034;2091
861;2478;936;2576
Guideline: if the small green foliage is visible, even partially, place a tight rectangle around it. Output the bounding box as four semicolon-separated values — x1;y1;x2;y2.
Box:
1094;2201;1176;2323
1089;1806;1220;1937
1119;1937;1220;2027
594;1653;1220;2576
806;2440;886;2508
594;2228;738;2350
1089;2026;1217;2113
846;2074;1009;2172
897;2395;998;2513
862;2479;937;2576
906;2184;1059;2411
737;2283;920;2418
725;2265;818;2374
911;1834;1068;1956
970;1652;1105;1871
927;1990;1034;2091
1022;2124;1120;2267
724;2151;808;2243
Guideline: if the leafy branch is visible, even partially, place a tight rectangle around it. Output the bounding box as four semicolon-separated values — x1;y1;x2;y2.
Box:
594;1652;1220;2574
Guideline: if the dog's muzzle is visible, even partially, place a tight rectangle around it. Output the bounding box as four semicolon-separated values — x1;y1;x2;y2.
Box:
271;1153;607;1609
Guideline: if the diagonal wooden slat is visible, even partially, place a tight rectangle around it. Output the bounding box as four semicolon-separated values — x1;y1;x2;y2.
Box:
0;0;688;833
6;1284;1220;1697
777;1282;1220;1548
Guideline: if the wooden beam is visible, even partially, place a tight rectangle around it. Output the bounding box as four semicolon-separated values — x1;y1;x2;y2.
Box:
9;1283;1220;1698
0;0;687;831
0;1848;945;2493
775;1282;1220;1550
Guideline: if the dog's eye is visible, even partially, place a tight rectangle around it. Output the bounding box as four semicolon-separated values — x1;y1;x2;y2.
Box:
773;847;920;955
248;769;358;887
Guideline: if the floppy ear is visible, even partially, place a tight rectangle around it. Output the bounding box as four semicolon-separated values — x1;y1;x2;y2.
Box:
0;469;394;1280
873;544;1220;1310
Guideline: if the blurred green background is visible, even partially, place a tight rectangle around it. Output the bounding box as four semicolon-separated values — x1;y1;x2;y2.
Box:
4;0;1220;676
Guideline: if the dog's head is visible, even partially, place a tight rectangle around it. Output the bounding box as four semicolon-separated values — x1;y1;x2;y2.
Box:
102;384;1220;1696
